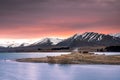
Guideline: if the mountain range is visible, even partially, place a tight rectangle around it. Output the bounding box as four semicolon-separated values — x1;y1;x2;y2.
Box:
0;32;120;52
57;32;120;47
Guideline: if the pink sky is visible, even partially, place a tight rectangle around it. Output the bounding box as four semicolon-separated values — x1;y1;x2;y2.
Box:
0;0;119;39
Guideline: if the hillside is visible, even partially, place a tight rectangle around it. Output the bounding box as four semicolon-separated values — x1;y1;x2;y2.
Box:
0;32;120;52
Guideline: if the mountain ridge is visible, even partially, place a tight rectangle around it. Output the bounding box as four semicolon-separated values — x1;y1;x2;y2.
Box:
57;32;120;47
0;32;120;52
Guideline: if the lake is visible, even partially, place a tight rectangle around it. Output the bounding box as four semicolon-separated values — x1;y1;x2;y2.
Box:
95;52;120;55
0;52;120;80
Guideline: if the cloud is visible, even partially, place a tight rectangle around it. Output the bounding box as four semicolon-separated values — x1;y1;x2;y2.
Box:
0;0;120;38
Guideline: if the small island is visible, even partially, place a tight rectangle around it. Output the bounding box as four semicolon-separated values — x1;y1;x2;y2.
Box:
16;52;120;65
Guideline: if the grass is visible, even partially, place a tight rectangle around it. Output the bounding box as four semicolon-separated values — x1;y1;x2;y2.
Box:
16;52;120;64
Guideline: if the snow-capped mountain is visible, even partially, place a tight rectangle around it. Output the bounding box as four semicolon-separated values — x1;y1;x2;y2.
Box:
1;42;31;48
0;40;34;47
81;32;104;41
31;38;63;46
8;42;22;47
59;32;105;43
57;32;120;47
19;43;32;47
109;33;120;38
0;32;120;51
0;41;20;47
0;38;63;48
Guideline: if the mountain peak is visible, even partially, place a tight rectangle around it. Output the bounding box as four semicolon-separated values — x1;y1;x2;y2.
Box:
32;38;63;45
72;33;80;39
81;32;102;41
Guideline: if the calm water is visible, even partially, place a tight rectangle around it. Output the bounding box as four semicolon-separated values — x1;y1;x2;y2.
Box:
95;52;120;55
0;52;120;80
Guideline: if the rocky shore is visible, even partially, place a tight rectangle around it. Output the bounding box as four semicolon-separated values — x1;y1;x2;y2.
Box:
16;52;120;64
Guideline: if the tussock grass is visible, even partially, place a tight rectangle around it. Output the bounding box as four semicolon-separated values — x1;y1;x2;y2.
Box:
16;53;120;64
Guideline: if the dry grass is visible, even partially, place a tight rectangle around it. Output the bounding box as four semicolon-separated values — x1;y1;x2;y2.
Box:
16;53;120;64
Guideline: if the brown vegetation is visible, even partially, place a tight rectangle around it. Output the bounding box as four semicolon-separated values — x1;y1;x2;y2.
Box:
16;53;120;64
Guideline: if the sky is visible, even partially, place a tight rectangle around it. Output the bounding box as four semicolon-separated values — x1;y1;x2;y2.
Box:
0;0;120;40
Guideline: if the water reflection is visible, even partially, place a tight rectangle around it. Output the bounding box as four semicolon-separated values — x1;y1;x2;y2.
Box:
0;52;120;80
0;62;120;80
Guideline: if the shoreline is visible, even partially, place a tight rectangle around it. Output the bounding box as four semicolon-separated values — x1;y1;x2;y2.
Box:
16;52;120;65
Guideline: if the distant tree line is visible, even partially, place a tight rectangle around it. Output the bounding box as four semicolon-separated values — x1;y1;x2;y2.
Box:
38;47;70;51
105;46;120;52
51;47;70;50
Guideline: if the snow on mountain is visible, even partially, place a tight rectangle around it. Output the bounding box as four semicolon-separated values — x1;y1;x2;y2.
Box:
0;41;19;47
67;32;105;42
71;34;81;39
57;32;120;47
0;38;63;47
0;40;36;47
109;33;120;38
59;32;105;44
81;32;104;41
50;38;63;45
18;43;32;47
32;38;63;45
0;32;120;48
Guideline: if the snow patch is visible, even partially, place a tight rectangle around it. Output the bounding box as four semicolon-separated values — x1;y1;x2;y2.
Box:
33;38;63;45
109;33;120;38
